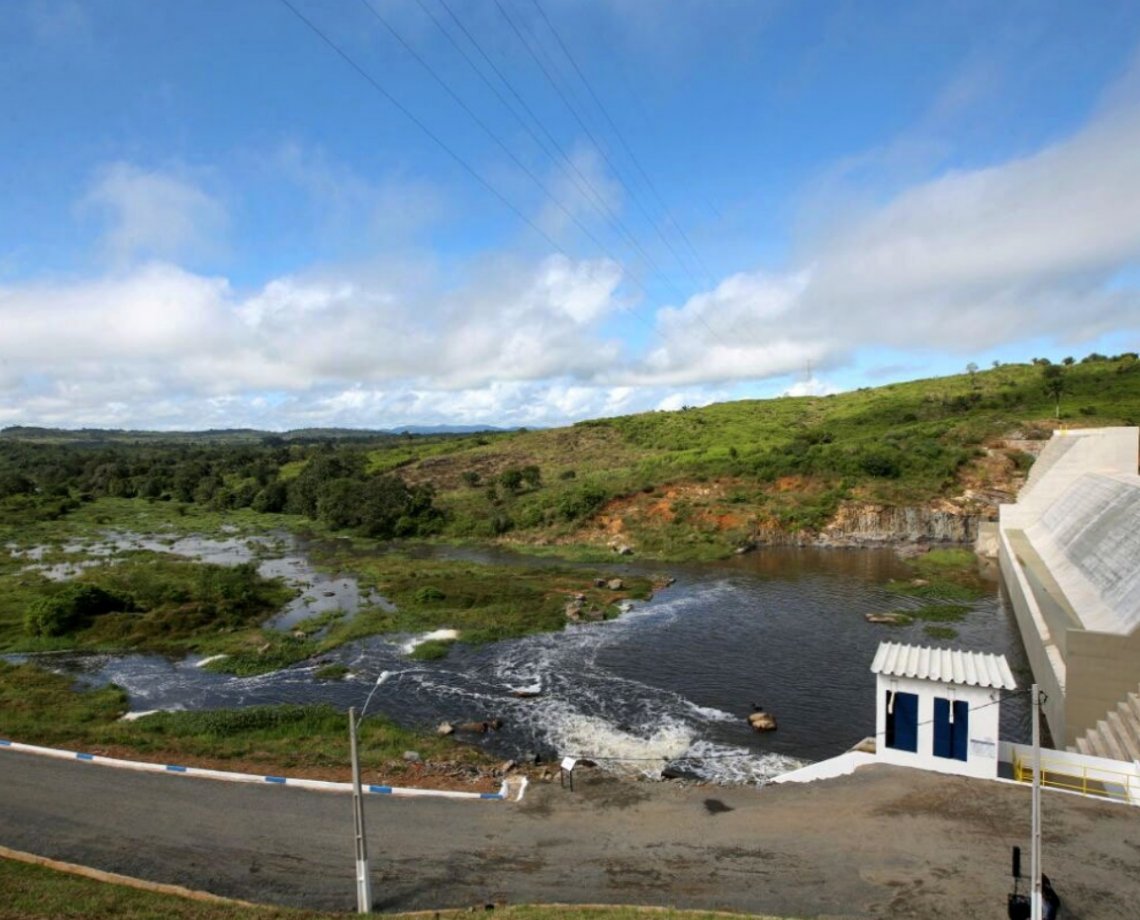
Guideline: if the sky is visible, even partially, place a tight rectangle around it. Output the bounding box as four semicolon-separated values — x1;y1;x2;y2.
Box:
1;0;1139;431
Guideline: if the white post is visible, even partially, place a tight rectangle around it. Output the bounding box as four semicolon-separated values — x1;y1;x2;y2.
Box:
1030;684;1042;920
350;707;372;914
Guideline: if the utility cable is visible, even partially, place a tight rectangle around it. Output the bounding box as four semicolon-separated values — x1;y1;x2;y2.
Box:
411;0;688;303
355;0;657;301
274;0;655;332
528;0;718;289
492;0;708;297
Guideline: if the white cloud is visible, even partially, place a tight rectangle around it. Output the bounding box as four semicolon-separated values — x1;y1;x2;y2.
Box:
80;163;228;265
639;93;1140;383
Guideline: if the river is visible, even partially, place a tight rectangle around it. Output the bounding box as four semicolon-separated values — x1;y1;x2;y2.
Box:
13;532;1032;784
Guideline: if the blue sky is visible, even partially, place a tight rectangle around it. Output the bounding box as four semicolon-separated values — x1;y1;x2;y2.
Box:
2;0;1138;430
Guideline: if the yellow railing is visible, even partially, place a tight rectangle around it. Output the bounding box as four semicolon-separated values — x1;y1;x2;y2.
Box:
1012;754;1138;804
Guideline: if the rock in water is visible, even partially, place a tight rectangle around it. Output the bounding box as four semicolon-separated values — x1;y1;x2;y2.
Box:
748;710;778;732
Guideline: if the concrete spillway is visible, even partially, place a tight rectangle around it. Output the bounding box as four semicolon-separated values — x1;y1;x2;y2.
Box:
998;427;1140;746
1028;472;1140;634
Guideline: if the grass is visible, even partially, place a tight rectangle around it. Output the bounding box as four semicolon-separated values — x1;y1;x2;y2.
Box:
0;858;794;920
303;547;655;646
886;547;989;601
0;662;487;777
0;553;296;673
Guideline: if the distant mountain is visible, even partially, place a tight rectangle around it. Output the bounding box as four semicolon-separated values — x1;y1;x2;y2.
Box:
0;424;512;443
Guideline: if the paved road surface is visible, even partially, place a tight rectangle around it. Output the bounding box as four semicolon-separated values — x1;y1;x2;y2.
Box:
1;750;1138;918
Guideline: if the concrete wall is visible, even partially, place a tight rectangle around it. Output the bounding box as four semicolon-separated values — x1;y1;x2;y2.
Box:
999;528;1068;742
1065;630;1140;747
875;675;1002;779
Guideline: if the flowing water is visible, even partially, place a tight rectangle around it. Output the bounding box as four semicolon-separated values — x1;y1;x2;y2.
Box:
11;534;1033;784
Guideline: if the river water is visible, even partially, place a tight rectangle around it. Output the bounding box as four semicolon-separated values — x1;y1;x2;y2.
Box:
12;533;1033;784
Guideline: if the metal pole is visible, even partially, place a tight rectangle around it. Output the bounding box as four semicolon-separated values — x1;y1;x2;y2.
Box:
1030;684;1042;920
349;707;372;914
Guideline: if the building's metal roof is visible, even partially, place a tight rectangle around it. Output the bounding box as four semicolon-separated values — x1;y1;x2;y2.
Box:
870;642;1018;690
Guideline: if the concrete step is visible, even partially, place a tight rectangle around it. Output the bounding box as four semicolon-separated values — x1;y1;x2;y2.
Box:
1097;719;1126;762
1126;691;1140;726
1116;698;1140;747
1107;709;1140;762
1073;736;1091;756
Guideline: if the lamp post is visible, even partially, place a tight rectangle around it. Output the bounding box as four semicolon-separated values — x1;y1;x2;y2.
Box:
350;671;391;914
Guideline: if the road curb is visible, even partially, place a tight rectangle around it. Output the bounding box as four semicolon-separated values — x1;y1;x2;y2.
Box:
0;737;520;801
0;843;260;906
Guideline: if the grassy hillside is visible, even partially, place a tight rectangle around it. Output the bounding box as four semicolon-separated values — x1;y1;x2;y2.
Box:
2;355;1137;561
379;355;1140;557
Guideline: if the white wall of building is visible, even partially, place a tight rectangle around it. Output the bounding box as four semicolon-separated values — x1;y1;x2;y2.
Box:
875;674;1003;779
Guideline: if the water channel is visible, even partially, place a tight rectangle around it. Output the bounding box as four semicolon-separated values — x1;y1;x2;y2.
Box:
11;532;1033;784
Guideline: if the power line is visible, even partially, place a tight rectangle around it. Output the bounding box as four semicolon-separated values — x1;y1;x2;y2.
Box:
273;0;655;331
492;0;707;296
528;0;719;289
354;0;651;294
409;0;684;302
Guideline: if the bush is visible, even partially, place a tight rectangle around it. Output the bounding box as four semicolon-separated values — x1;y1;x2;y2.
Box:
25;584;133;637
413;586;446;603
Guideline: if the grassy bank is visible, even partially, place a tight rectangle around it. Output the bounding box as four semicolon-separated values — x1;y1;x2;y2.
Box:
0;662;490;782
0;858;791;920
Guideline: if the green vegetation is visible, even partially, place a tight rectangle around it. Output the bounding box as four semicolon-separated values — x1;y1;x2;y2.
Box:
3;355;1139;559
0;554;294;672
312;662;349;680
0;662;486;777
886;548;988;601
301;549;654;646
409;638;456;660
0;858;792;920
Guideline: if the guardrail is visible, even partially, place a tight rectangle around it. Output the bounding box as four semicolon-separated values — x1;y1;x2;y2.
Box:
1011;751;1138;805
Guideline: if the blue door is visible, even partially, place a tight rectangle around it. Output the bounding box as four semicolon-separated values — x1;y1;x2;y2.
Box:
886;691;918;753
933;698;969;761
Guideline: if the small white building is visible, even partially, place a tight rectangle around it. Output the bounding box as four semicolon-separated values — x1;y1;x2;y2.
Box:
871;641;1018;780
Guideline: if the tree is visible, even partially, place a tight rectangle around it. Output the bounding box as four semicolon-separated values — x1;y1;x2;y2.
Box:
1042;364;1066;420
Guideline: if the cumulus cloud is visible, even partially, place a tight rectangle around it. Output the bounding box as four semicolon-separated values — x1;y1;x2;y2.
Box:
641;93;1140;382
80;163;228;265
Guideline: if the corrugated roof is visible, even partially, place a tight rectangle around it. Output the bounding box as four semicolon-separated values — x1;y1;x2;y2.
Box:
870;642;1018;690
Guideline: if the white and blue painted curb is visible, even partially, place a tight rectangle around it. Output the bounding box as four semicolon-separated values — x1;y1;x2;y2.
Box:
0;737;528;802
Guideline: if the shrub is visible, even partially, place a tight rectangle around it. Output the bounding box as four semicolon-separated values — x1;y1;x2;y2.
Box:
25;584;133;637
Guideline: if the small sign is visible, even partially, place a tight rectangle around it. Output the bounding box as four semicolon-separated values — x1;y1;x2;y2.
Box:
560;756;578;772
970;738;996;758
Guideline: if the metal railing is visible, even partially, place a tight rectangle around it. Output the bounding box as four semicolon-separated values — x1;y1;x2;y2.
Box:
1012;753;1138;805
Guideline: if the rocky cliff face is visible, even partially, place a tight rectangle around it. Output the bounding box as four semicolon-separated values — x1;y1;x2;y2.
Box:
754;498;989;547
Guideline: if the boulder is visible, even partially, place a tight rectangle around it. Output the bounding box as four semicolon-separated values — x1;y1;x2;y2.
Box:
616;545;634;556
748;710;777;732
593;577;607;588
457;721;490;734
865;612;912;625
403;750;422;763
437;721;454;736
606;578;624;591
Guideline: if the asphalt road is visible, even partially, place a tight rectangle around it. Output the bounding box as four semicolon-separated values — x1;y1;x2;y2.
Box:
2;750;1138;918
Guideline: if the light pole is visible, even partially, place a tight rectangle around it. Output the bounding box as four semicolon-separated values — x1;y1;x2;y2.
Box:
350;671;391;914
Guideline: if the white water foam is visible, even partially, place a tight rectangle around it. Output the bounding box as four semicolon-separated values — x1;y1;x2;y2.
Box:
399;629;459;654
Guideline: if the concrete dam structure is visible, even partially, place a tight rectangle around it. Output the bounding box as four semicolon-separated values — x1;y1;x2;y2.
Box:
998;427;1140;755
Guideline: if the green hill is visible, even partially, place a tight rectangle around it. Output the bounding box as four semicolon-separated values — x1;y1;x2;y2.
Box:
375;354;1140;557
2;354;1137;561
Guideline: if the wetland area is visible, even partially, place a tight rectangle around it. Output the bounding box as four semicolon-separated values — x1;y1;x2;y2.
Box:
0;501;1033;786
